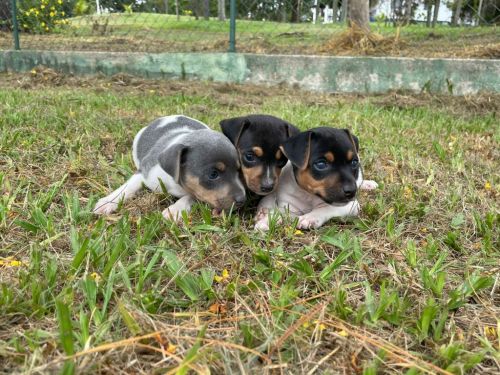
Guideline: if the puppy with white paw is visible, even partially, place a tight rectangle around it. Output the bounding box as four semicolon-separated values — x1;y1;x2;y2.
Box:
254;127;378;230
94;115;246;220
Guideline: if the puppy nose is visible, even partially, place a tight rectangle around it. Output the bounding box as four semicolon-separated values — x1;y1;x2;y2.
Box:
343;185;356;199
260;183;274;193
234;194;246;207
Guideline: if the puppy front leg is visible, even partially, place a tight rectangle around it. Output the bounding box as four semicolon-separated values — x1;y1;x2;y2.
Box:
94;174;144;215
162;195;195;222
297;200;360;229
254;193;279;231
254;193;277;222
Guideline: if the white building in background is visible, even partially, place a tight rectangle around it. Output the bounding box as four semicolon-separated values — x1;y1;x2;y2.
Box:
373;0;453;23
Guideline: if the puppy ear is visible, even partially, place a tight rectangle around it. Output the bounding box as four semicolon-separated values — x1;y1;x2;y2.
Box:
344;129;359;153
285;122;301;138
280;131;313;170
220;117;251;147
158;144;188;184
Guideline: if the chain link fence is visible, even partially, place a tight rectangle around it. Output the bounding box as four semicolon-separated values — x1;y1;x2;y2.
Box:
0;0;499;55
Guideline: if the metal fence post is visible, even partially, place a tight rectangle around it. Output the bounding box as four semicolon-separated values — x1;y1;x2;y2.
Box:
228;0;236;52
11;0;20;50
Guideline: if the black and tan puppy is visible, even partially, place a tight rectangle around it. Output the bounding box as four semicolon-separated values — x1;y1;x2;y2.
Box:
220;114;300;195
255;127;378;230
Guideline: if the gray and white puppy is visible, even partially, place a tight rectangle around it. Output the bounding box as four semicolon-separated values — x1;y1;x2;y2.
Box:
94;115;246;220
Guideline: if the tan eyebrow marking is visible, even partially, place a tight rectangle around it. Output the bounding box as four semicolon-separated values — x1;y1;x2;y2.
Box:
252;146;264;157
215;162;226;171
346;150;354;161
275;149;282;159
325;152;334;162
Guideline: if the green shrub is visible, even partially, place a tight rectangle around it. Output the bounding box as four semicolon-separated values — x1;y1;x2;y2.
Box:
18;0;69;33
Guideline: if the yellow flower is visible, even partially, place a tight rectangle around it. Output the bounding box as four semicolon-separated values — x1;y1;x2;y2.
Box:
30;69;37;74
484;326;497;339
35;10;39;15
10;260;22;267
404;186;413;199
337;329;349;337
50;12;55;17
0;260;5;266
25;11;30;16
294;229;304;236
58;0;63;4
166;343;177;354
484;181;492;190
50;6;55;10
41;21;46;26
41;5;45;9
23;23;28;28
45;27;49;32
302;321;311;328
61;11;65;16
314;320;326;331
214;268;229;283
90;272;101;282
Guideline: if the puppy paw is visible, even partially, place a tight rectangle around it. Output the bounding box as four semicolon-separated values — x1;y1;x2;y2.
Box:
297;214;321;229
254;218;270;231
162;207;184;222
93;198;119;215
360;180;378;190
254;208;269;223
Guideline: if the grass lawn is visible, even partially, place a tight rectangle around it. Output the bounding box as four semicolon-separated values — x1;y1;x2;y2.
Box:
0;13;498;57
0;71;499;373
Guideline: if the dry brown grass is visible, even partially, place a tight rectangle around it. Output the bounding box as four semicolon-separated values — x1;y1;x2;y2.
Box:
0;71;498;374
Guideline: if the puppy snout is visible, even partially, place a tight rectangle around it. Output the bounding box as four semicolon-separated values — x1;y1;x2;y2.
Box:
343;185;357;200
260;182;274;193
233;194;246;207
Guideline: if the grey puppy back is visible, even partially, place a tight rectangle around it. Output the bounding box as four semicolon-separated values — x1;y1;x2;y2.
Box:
135;115;208;173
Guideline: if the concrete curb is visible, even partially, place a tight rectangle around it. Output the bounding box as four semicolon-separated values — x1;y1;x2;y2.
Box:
1;50;499;95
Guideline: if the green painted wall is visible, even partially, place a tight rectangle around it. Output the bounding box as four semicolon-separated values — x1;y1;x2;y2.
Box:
1;50;498;95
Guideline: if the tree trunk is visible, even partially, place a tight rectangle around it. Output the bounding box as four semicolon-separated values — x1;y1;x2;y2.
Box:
191;0;201;20
426;1;432;27
203;0;209;20
340;0;348;22
217;0;225;20
348;0;370;30
332;0;339;22
175;0;179;20
477;0;484;25
404;0;412;25
291;0;302;22
280;1;286;22
451;0;463;25
431;0;440;27
164;0;169;14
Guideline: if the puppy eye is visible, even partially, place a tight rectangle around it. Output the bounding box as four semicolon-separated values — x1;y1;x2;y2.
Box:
313;159;328;171
244;152;256;163
208;169;220;180
351;159;359;169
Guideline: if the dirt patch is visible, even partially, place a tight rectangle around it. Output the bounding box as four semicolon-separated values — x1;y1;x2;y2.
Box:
1;69;499;120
